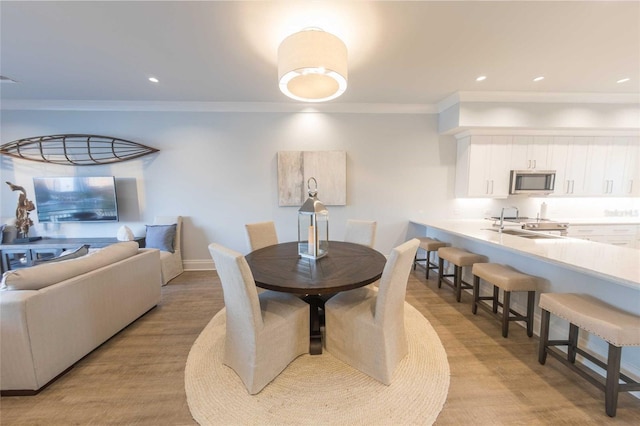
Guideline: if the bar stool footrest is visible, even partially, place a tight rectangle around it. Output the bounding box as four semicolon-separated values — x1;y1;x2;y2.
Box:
439;274;456;290
475;300;529;324
414;258;439;273
544;346;640;393
439;276;473;290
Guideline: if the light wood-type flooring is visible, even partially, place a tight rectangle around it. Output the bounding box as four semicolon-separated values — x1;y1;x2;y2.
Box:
1;269;639;425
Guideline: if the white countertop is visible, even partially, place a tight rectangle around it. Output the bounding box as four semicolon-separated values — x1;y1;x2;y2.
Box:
559;217;640;226
410;219;640;290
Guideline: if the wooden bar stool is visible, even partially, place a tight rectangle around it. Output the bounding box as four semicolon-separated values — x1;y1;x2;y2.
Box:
538;293;640;417
437;247;487;302
471;263;539;337
413;237;447;279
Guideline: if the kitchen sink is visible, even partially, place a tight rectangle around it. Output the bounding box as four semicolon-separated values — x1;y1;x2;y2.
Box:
484;228;563;239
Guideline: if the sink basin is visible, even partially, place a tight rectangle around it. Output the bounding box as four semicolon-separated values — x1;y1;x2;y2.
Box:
484;228;562;239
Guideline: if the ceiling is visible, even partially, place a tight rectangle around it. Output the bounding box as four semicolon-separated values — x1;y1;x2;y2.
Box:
1;1;638;110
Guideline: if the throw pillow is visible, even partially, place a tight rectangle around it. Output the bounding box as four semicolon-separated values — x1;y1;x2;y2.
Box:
146;224;177;253
32;244;90;266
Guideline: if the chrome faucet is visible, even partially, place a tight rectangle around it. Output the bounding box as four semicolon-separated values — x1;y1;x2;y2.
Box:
499;206;519;232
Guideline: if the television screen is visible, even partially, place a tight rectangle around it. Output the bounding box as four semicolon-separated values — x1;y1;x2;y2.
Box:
33;176;119;222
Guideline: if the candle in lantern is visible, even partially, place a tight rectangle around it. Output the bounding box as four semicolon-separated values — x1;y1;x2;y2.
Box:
308;225;316;256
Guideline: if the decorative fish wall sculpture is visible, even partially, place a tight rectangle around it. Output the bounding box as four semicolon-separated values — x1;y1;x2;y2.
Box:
0;134;159;165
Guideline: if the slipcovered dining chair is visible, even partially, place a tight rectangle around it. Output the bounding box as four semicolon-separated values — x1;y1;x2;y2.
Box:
344;219;377;248
325;238;420;385
151;216;184;285
208;243;309;394
245;221;278;252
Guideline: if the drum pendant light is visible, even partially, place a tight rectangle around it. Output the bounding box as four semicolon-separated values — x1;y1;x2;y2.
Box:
278;28;348;102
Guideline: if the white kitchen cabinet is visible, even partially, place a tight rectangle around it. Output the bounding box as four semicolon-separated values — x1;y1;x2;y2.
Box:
549;136;590;196
551;136;637;197
455;133;637;198
585;137;629;196
622;138;639;196
455;135;512;198
547;136;569;196
510;135;551;170
566;224;640;248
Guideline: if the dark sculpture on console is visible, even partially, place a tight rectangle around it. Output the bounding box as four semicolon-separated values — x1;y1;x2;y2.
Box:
6;181;35;240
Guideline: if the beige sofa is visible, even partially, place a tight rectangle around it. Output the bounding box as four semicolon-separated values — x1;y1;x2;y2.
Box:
0;242;162;394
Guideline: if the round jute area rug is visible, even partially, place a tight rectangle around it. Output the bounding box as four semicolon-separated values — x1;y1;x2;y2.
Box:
185;302;450;425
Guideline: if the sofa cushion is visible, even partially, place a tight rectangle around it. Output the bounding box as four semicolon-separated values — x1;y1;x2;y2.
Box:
1;241;139;291
146;224;176;253
32;244;90;266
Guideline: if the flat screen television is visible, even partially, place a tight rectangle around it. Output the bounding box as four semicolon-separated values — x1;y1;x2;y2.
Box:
33;176;119;222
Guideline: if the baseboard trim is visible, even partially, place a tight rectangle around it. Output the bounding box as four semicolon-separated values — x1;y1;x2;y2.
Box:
183;259;215;271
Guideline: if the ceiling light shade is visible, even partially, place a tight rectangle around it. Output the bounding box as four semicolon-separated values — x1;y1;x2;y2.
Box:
278;29;348;102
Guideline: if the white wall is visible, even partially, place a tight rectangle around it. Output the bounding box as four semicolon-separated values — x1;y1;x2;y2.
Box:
1;110;458;268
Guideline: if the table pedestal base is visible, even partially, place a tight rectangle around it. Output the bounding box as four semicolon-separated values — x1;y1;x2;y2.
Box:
302;294;336;355
303;295;325;355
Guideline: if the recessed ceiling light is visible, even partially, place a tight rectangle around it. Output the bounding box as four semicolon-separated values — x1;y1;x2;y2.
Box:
533;76;544;82
617;78;630;84
148;77;159;83
476;75;487;82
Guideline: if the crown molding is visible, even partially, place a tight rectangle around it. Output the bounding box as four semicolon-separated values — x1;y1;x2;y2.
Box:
0;100;438;114
4;92;637;114
437;91;640;113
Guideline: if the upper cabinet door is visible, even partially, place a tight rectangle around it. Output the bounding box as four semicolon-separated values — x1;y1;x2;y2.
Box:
547;136;570;196
455;135;512;198
604;139;630;195
585;137;630;196
549;136;590;196
488;136;513;197
464;136;493;196
622;138;639;196
510;136;551;170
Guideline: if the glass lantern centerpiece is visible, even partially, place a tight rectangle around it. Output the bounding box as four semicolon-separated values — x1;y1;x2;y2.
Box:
298;177;329;260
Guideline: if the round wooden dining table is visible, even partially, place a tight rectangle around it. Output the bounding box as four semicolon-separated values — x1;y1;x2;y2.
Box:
245;241;387;354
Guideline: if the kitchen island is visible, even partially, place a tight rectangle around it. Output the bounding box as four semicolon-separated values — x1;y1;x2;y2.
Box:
408;219;640;382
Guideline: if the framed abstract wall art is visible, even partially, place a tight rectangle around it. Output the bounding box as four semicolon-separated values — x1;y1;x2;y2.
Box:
277;151;346;206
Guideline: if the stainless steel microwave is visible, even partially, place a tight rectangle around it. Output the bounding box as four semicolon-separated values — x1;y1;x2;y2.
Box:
509;170;556;195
